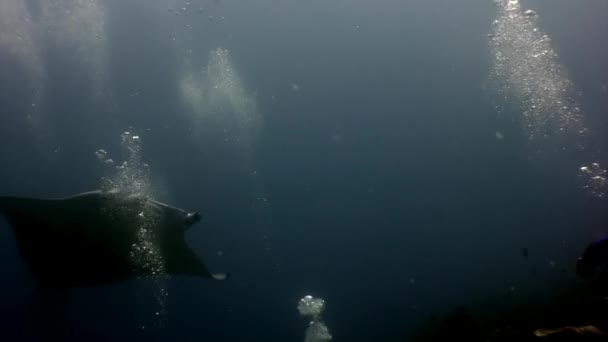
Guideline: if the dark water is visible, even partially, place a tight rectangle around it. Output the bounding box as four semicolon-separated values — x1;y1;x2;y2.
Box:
0;0;607;341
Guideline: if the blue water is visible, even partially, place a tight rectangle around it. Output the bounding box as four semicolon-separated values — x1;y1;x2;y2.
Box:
0;0;607;341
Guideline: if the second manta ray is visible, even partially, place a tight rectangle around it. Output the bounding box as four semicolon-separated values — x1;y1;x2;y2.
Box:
0;190;229;288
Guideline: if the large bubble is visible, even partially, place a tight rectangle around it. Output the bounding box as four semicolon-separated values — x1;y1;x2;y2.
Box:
298;295;326;318
305;321;333;342
298;295;332;342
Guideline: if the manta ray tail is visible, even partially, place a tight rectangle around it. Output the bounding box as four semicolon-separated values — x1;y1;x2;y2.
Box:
163;236;230;281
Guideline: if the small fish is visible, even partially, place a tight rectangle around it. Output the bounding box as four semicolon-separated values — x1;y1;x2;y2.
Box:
521;247;529;259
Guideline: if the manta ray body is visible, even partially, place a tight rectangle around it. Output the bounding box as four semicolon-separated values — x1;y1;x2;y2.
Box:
0;190;228;288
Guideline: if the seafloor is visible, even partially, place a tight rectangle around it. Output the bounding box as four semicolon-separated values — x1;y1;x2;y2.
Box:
412;278;608;341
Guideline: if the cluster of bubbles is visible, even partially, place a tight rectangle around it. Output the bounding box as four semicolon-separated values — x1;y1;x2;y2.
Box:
97;132;151;195
489;1;608;202
488;0;587;144
129;210;165;278
298;295;333;342
206;48;257;125
96;132;168;328
98;132;164;273
179;46;275;268
579;163;608;198
179;47;260;146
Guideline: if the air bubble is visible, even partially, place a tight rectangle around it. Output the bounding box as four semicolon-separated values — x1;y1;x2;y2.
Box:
298;295;325;318
579;162;607;198
523;9;537;19
298;296;332;342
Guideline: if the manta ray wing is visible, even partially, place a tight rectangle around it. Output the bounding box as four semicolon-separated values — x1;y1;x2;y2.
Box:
0;190;229;287
0;192;135;287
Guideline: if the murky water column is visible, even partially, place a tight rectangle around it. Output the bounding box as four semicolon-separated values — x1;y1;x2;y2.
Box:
180;47;261;145
180;47;279;270
0;0;110;149
96;132;169;329
0;0;49;144
488;0;607;198
40;0;109;100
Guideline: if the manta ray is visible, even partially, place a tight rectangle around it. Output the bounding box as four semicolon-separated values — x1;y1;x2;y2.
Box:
0;189;229;288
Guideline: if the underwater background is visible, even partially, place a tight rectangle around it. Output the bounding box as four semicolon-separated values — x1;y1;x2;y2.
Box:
0;0;607;341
